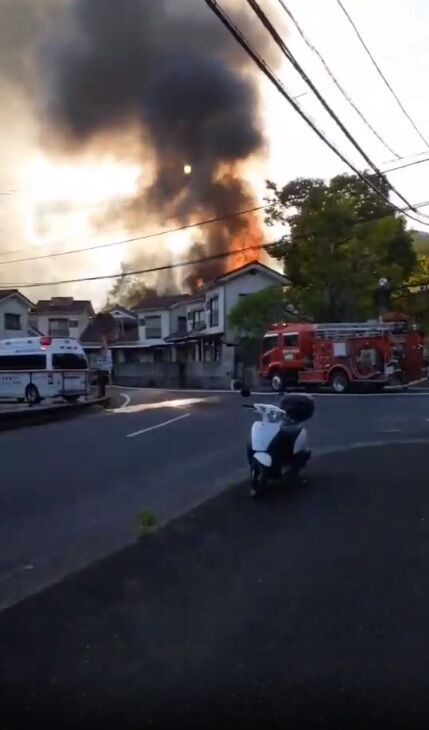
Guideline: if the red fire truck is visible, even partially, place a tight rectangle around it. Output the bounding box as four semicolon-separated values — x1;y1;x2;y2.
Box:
260;316;423;392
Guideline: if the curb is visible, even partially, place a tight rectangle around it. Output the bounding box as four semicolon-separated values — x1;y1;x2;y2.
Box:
0;396;110;432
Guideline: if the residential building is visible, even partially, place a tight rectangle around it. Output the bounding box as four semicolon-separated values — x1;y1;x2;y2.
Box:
0;289;34;339
84;262;286;388
80;306;139;369
31;297;95;339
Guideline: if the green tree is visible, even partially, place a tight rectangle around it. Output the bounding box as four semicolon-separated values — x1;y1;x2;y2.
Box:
393;254;429;331
228;286;290;365
266;173;417;321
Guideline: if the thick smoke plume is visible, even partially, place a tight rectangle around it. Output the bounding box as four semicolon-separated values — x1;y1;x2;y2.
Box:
41;0;269;292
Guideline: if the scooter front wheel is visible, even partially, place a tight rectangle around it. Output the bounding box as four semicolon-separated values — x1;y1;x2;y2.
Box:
250;462;268;498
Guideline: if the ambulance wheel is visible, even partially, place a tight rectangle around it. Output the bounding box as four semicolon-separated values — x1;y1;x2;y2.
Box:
270;372;284;392
329;370;349;394
25;384;40;405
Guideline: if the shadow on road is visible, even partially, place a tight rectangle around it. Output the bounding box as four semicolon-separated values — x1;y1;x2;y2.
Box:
1;443;429;728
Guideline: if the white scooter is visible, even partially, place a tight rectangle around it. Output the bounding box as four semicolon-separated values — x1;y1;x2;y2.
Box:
242;390;314;497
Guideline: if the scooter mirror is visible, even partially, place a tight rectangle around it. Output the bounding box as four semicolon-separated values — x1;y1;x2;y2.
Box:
240;387;251;398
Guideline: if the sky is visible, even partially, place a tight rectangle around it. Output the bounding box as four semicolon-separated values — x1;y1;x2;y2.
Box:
1;0;429;308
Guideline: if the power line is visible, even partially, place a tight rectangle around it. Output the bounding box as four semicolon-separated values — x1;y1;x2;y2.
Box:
276;0;401;159
0;204;268;266
0;241;281;289
383;156;429;174
203;0;429;228
3;200;429;290
245;0;417;213
336;0;429;150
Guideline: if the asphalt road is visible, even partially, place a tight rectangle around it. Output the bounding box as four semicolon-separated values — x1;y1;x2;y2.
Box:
1;442;429;728
2;386;429;609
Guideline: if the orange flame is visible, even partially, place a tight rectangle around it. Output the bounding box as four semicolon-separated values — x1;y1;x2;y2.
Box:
225;212;265;272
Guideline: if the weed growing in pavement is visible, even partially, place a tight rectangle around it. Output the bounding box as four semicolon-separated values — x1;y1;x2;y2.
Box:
138;510;158;537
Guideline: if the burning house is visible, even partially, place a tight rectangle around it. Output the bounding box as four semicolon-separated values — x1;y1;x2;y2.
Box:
81;261;287;389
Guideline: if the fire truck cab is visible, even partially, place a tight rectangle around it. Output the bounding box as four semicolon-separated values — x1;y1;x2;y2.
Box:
261;318;423;392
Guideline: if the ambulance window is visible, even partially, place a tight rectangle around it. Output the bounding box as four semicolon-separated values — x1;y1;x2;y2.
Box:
262;335;278;352
284;333;298;348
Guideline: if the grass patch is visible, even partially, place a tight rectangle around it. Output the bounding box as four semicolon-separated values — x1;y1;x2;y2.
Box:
138;510;158;537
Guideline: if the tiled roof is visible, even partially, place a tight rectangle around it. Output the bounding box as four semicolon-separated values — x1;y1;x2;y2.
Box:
165;324;207;342
32;297;94;315
210;260;287;285
0;289;18;302
80;313;138;345
131;294;191;311
0;289;33;307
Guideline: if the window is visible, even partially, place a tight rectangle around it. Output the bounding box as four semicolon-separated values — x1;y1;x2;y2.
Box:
191;309;205;330
69;320;79;329
145;315;162;339
208;297;219;327
139;317;145;326
4;313;21;331
0;354;46;370
178;316;187;333
49;318;69;337
202;338;222;362
52;353;88;370
193;341;203;362
262;335;278;353
283;333;299;348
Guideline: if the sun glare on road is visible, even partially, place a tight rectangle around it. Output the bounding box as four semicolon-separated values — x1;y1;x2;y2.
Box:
111;397;209;414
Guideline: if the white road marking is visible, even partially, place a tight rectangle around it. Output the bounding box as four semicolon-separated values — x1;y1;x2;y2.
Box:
126;412;190;438
120;392;131;407
409;377;428;386
379;428;402;433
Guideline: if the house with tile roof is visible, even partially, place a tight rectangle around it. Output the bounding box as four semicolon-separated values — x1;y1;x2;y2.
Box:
84;261;287;388
0;289;34;339
31;297;95;340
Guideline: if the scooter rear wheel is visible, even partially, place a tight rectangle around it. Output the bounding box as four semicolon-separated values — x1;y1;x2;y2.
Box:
250;463;268;498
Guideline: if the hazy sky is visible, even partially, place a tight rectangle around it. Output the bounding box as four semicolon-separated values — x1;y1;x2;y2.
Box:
260;0;429;208
1;0;429;306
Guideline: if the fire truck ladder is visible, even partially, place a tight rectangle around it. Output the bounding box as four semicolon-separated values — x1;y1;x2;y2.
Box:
315;322;392;340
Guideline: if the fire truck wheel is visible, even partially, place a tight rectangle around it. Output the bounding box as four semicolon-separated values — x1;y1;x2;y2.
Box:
270;372;284;392
329;369;350;394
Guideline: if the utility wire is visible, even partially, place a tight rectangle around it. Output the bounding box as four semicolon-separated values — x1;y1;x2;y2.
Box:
0;241;280;289
245;0;417;213
336;0;429;150
0;204;268;266
384;156;429;174
204;0;429;227
3;200;429;290
276;0;401;159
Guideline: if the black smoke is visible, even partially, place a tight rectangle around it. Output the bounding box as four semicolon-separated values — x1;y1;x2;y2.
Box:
41;0;270;289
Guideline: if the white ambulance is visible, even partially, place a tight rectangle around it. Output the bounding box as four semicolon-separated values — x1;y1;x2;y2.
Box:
0;336;90;404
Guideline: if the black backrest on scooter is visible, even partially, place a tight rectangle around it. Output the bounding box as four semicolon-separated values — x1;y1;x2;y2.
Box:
280;393;315;423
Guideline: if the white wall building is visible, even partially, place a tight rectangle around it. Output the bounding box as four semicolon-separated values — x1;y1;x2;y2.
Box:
0;290;33;339
32;297;95;339
107;262;287;388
